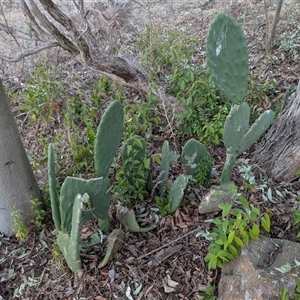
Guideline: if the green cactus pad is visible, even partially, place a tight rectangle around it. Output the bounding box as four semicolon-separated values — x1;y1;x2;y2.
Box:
168;175;188;214
206;13;249;104
60;177;110;234
116;203;156;232
57;193;88;272
95;100;124;178
98;229;125;269
48;144;61;231
159;141;171;196
182;139;212;187
237;110;275;155
223;102;250;153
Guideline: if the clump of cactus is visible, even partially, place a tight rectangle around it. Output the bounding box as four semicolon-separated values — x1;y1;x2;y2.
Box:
48;144;111;272
182;139;212;188
206;13;275;187
155;141;189;215
48;100;161;271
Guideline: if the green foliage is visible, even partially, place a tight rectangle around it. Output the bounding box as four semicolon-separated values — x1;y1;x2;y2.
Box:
194;156;213;188
137;25;229;146
136;25;198;80
30;198;45;227
11;206;28;239
123;93;163;140
116;135;151;203
198;282;216;300
204;194;271;270
182;139;212;188
20;64;64;123
169;63;229;146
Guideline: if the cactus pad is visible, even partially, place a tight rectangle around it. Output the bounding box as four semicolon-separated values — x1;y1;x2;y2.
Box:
206;13;249;104
95;100;124;178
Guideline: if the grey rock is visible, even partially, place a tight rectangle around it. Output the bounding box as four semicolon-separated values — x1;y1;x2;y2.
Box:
218;236;300;300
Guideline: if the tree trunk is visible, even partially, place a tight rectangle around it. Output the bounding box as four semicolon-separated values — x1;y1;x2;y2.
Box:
252;86;300;182
0;80;41;236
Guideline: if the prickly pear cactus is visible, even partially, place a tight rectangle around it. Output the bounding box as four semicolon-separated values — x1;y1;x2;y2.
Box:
223;102;250;154
60;176;111;234
56;193;89;272
182;139;212;188
159;141;171;196
168;175;188;214
48;144;61;231
94;100;124;178
206;13;249;104
206;13;275;185
237;109;275;155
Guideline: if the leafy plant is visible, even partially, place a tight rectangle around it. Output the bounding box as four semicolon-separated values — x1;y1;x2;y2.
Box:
198;282;216;300
137;25;229;146
116;135;151;203
169;62;229;146
204;193;271;269
11;198;46;239
11;206;28;239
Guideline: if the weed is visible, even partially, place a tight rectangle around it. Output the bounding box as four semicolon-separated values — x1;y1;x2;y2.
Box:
280;28;300;59
20;64;65;123
204;193;271;269
123;93;163;141
155;195;171;216
137;25;229;146
11;198;46;239
198;282;216;300
11;206;28;239
30;198;45;227
52;242;65;267
115;136;151;203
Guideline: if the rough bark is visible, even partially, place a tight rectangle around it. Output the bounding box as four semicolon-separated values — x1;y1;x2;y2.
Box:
252;86;300;182
0;80;41;236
